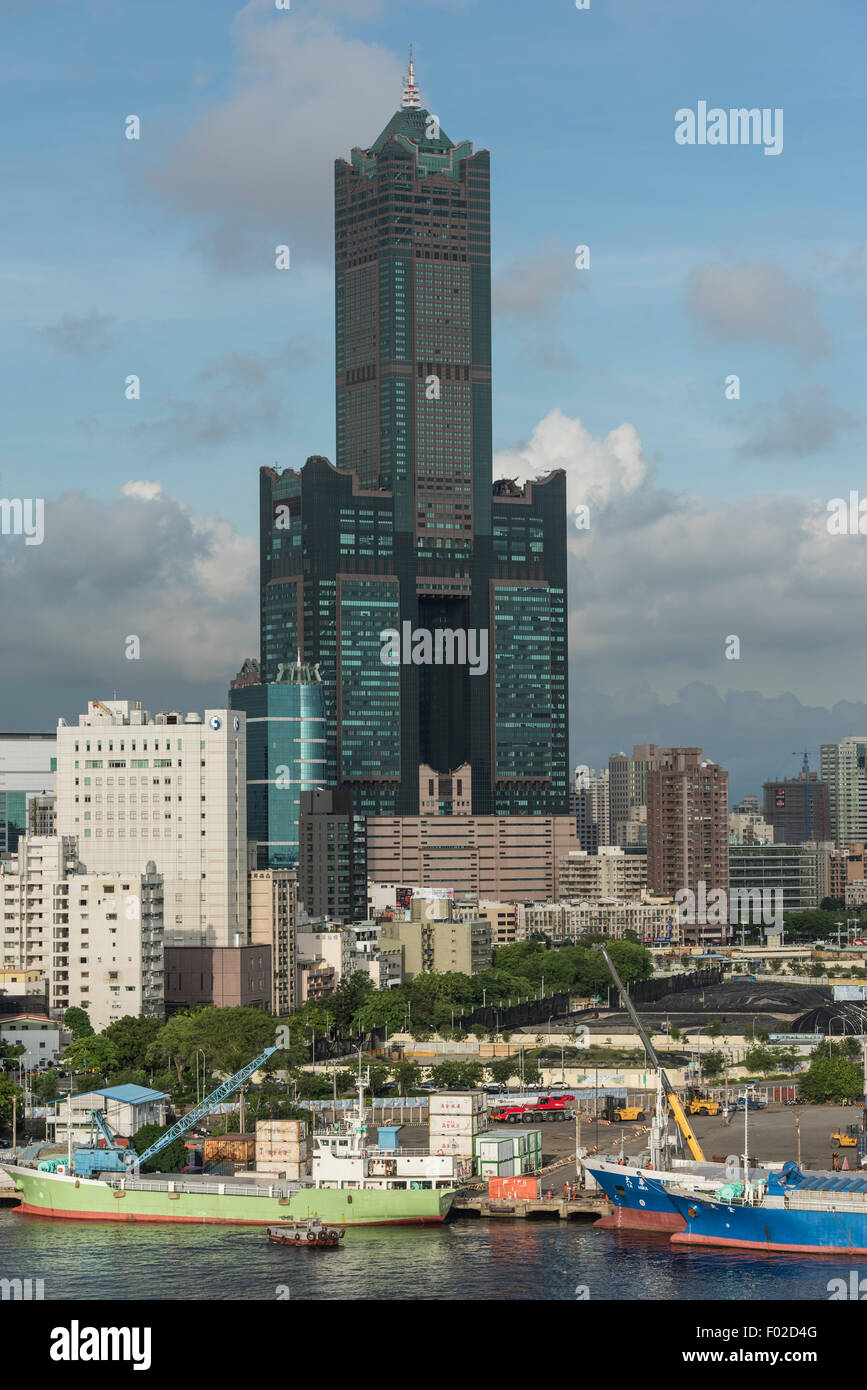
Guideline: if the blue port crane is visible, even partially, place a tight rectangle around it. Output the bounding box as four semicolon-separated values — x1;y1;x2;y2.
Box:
72;1045;280;1176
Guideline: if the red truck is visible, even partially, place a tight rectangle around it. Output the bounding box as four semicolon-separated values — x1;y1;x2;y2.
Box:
489;1094;575;1123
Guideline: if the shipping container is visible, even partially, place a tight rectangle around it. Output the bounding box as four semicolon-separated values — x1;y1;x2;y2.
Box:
477;1156;520;1177
488;1175;541;1200
429;1093;485;1116
202;1135;256;1166
256;1119;308;1140
431;1136;476;1159
429;1114;484;1136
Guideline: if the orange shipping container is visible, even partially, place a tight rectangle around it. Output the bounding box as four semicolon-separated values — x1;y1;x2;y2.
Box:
488;1176;541;1200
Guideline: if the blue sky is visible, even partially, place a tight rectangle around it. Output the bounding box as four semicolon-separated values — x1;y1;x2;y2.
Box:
2;0;867;797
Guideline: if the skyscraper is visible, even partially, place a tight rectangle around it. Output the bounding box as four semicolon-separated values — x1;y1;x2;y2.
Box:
229;662;327;871
820;738;867;849
260;57;569;818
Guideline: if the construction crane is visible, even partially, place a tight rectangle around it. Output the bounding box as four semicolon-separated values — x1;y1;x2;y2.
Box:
70;1045;280;1176
598;945;706;1162
791;750;820;842
127;1045;280;1171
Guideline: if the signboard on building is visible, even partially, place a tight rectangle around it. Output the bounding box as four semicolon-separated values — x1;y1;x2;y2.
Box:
833;985;867;1002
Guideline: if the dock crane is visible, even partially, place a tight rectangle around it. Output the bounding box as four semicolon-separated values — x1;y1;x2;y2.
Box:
63;1045;280;1177
598;946;706;1163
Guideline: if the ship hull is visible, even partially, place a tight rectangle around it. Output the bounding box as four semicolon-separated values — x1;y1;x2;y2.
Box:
669;1191;867;1254
582;1159;734;1232
3;1167;453;1227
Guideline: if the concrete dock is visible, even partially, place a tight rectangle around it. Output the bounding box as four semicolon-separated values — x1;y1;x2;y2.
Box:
452;1191;610;1221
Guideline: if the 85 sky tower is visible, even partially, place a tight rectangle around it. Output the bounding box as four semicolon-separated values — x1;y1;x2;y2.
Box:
260;54;569;818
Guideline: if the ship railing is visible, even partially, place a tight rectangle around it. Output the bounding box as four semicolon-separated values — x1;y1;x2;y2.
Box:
100;1175;308;1199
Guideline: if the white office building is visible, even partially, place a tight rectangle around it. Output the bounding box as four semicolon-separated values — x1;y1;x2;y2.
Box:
56;700;246;946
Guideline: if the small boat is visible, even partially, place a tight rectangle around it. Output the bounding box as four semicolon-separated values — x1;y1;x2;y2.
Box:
267;1218;344;1248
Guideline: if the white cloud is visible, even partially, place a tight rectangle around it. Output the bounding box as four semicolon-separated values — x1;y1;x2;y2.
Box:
494;408;649;511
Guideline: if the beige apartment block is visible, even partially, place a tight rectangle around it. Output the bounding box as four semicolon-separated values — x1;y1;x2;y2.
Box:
248;868;297;1016
558;845;647;900
453;899;517;946
379;916;492;980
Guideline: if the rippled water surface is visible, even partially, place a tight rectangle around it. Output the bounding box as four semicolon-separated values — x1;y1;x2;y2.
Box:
1;1208;862;1300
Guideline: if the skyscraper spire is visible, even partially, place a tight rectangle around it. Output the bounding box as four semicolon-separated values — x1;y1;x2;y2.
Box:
402;43;420;109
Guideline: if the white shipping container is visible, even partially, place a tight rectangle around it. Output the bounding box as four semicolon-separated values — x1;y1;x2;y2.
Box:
429;1093;484;1116
429;1115;484;1136
476;1138;517;1159
477;1150;516;1173
431;1136;476;1158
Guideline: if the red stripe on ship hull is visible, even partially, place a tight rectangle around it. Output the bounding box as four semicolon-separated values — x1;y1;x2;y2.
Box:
15;1203;445;1227
595;1207;686;1232
671;1231;867;1255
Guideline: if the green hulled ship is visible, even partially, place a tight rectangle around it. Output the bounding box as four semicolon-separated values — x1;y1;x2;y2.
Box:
3;1164;454;1226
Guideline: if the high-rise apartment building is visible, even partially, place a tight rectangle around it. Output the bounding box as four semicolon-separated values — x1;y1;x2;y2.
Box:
608;745;680;846
820;738;867;848
646;749;729;903
55;701;246;946
0;835;163;1028
259;60;569;819
297;788;367;923
248;867;297;1016
571;766;610;853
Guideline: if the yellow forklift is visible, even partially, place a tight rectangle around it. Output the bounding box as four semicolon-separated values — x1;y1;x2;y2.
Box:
601;1097;647;1123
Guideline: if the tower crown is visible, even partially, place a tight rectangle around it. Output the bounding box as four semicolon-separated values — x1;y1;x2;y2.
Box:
402;44;420;109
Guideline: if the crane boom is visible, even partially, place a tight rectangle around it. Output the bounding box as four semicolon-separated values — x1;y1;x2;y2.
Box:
127;1045;280;1170
599;946;705;1162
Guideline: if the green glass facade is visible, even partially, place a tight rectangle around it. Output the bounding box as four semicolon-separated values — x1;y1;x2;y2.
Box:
259;85;569;816
229;680;327;870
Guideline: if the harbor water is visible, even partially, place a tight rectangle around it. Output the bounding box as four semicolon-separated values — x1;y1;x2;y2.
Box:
2;1207;864;1301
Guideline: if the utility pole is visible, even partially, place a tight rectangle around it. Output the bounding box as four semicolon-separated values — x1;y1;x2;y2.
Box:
11;1093;16;1154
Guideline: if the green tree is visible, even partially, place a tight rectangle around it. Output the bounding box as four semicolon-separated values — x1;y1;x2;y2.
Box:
392;1060;422;1094
63;1007;94;1040
704;1020;723;1038
61;1035;119;1076
800;1052;863;1104
103;1016;164;1073
31;1069;60;1103
131;1122;187;1174
367;1062;391;1095
430;1060;466;1089
701;1050;726;1080
151;1007;279;1085
488;1057;518;1086
0;1074;22;1130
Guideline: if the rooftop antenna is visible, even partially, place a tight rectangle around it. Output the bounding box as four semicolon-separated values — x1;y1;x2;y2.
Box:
402;43;420;109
